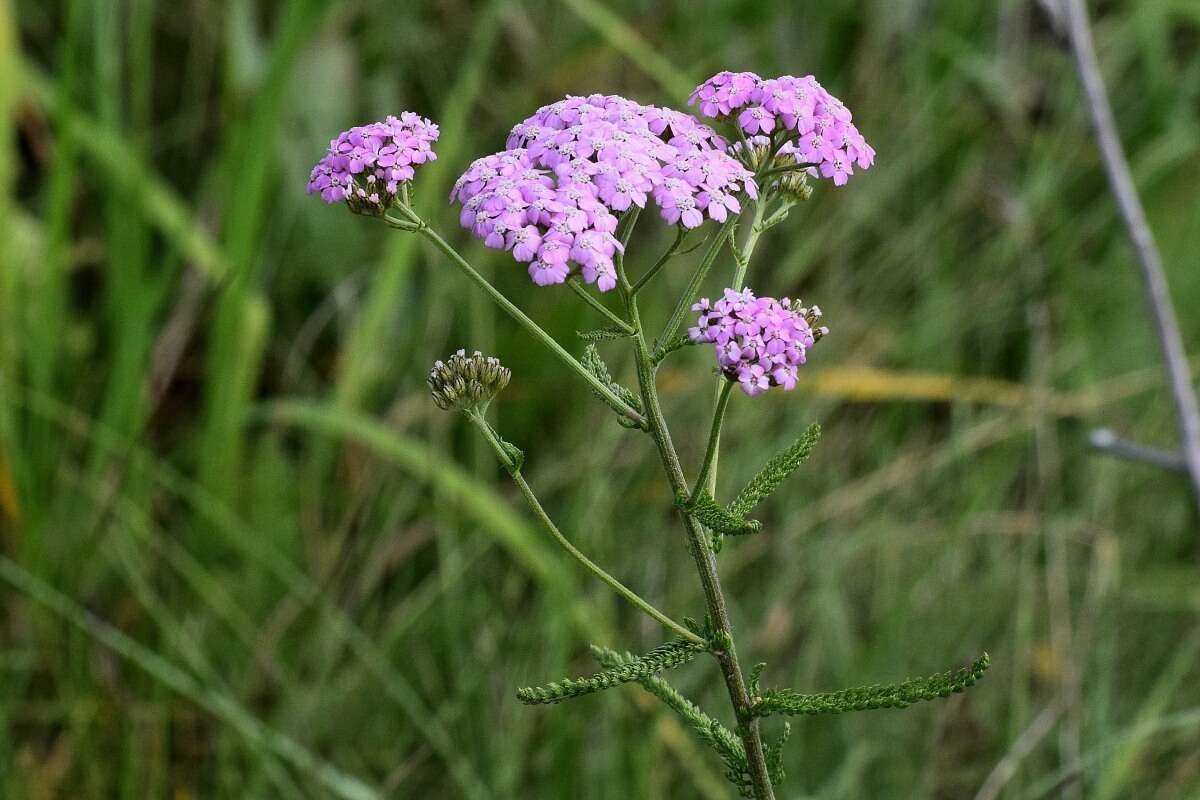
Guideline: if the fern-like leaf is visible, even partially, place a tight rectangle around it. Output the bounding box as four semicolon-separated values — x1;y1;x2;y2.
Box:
591;645;752;794
517;638;705;705
729;423;821;518
766;721;791;787
581;344;643;428
752;653;990;718
679;492;762;535
652;333;694;364
577;326;634;342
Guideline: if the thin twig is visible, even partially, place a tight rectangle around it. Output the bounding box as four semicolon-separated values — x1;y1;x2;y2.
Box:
1088;428;1187;473
1059;0;1200;515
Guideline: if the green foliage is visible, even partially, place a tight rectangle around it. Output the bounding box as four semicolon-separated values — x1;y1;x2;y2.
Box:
517;638;706;705
591;645;753;795
577;326;635;342
678;491;762;536
765;722;791;788
729;423;821;518
752;654;991;718
581;343;644;428
652;332;695;364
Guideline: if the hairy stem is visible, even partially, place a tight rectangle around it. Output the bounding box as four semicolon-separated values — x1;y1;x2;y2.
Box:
617;265;776;799
466;411;703;645
400;208;647;428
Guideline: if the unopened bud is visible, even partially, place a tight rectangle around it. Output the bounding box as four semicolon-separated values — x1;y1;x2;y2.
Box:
428;349;511;412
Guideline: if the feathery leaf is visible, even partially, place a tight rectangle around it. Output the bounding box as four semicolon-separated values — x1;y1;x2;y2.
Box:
729;423;821;518
517;638;704;705
766;721;791;787
652;333;694;364
679;492;761;536
581;344;643;428
591;645;752;794
752;653;990;718
577;326;634;342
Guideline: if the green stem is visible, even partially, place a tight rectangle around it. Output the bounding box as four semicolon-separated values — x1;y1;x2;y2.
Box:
654;217;738;354
698;196;769;494
692;380;735;501
568;277;635;335
731;196;767;291
616;268;776;800
632;226;686;295
401;206;647;429
465;412;703;646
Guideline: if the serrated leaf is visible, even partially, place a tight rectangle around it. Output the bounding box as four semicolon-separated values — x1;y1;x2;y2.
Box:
680;492;761;535
517;638;704;705
581;344;643;417
729;423;821;518
752;653;990;718
652;333;694;364
591;645;751;793
577;326;634;342
766;721;791;787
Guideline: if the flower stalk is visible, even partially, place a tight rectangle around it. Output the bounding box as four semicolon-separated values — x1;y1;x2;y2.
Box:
406;208;647;429
463;409;702;646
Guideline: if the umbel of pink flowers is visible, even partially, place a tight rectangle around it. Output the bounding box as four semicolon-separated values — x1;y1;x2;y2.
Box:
689;289;828;397
306;70;874;396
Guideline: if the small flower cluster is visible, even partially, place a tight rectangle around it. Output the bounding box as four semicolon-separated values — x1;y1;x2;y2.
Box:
428;349;511;412
689;288;827;396
307;113;439;214
690;72;874;186
451;94;756;291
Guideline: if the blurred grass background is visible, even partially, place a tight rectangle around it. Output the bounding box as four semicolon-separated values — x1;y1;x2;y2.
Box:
3;0;1200;796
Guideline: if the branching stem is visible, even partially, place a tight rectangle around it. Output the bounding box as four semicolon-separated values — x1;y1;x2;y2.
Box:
617;252;776;800
398;204;647;429
632;226;687;295
655;217;738;354
568;277;635;335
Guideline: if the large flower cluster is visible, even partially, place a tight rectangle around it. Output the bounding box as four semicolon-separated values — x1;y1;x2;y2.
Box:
307;113;439;214
690;72;874;186
689;288;827;396
450;94;756;292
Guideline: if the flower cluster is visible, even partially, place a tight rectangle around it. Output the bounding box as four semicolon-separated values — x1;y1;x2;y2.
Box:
689;288;827;396
428;349;511;412
307;113;439;214
450;94;756;291
690;72;874;186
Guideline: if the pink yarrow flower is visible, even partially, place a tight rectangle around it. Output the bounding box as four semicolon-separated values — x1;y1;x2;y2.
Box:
689;288;828;396
451;94;757;292
307;113;439;214
690;71;875;187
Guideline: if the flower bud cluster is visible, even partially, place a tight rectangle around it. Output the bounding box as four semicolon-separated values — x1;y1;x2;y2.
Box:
428;350;511;412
